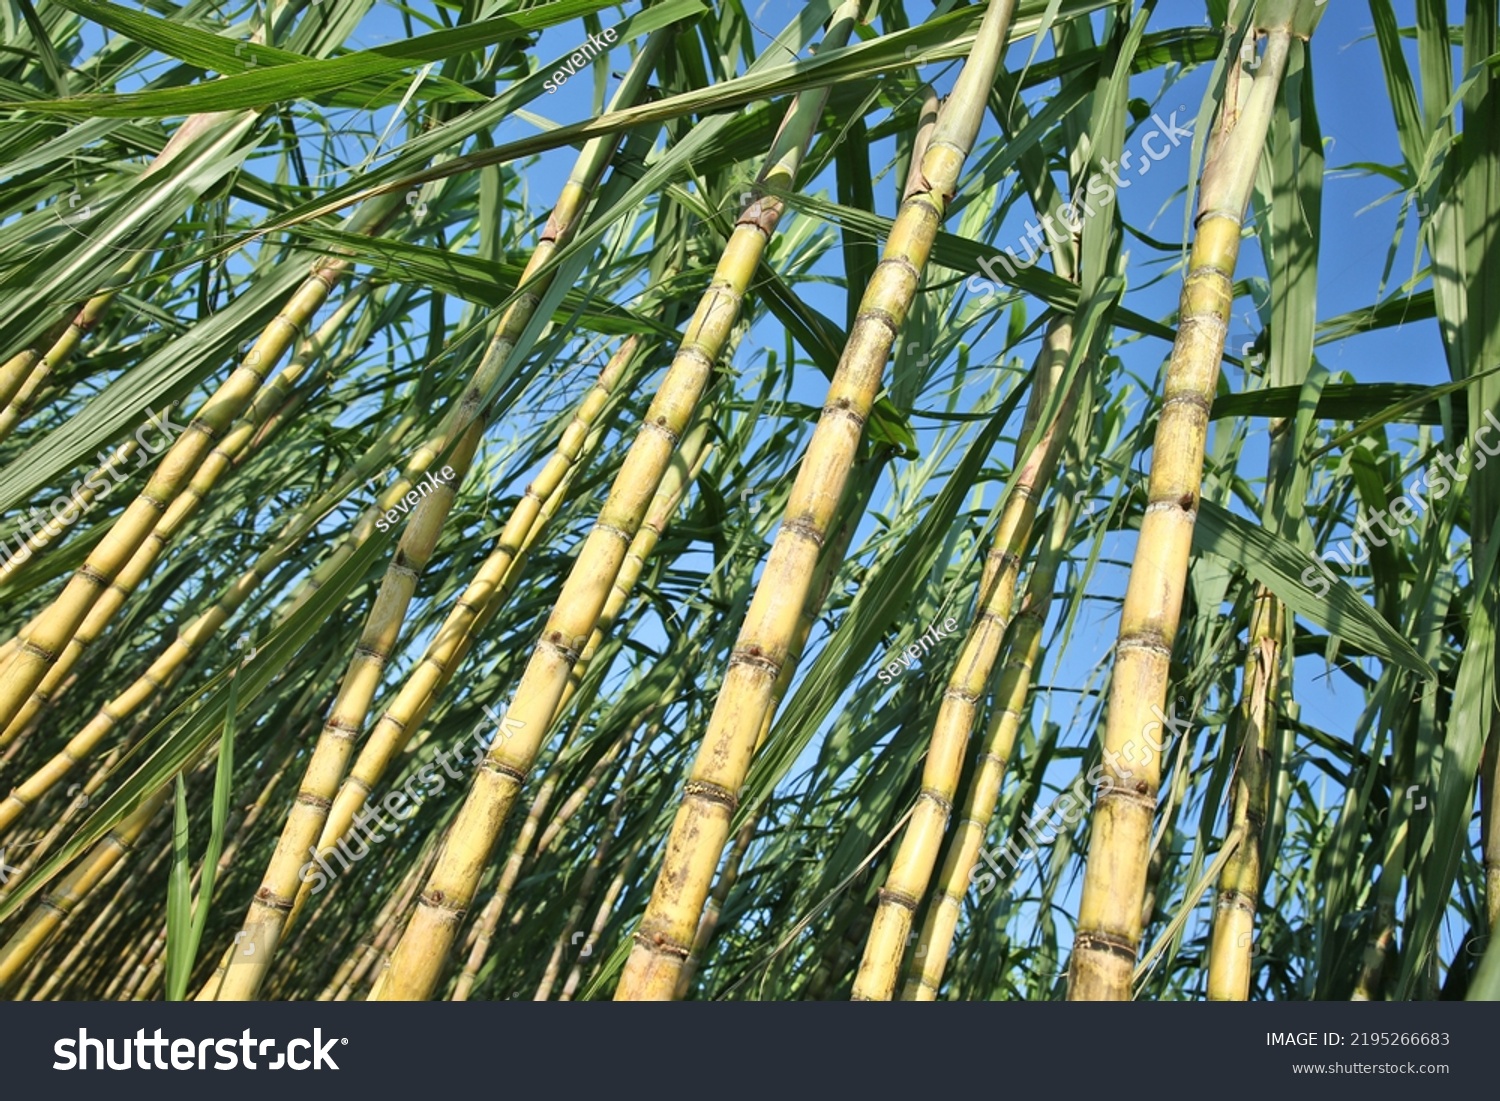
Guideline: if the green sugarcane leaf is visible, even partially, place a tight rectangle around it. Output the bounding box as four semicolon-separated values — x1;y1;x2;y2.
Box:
182;669;239;998
1192;498;1433;679
163;774;192;1000
10;0;639;114
0;516;399;922
1210;374;1497;435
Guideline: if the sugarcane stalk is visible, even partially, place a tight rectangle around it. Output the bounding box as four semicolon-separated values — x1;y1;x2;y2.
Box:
1;274;370;594
191;430;554;998
301;340;643;904
1206;585;1283;999
468;664;685;998
119;921;169;1000
0;319;69;419
28;858;134;1000
0;288;374;793
1068;0;1322;1001
303;302;682;890
676;455;879;998
38;810;174;998
7;360;413;770
0;190;402;737
0;276;375;600
0;786;169;992
854;315;1077;999
211;34;675;1000
372;5;860;1002
550;413;715;719
377;424;709;996
904;485;1075;999
23;830;162;1000
106;918;164;1000
0;735;134;896
305;412;635;961
0;439;139;590
614;0;1015;1001
449;772;564;1000
212;433;480;1001
2;410;414;833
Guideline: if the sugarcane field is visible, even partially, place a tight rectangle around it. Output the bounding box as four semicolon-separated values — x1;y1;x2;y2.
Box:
6;0;1500;1041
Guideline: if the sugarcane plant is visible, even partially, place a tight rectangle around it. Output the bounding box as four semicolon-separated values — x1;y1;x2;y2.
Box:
1069;0;1326;1001
2;0;1496;1008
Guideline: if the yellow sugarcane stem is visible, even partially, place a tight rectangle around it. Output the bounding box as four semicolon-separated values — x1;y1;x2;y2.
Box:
1;288;366;745
554;414;713;716
452;772;566;1001
1206;585;1282;999
296;346;641;920
0;439;139;593
372;417;710;999
213;433;479;1001
372;8;859;1001
904;421;1080;1001
676;460;870;998
855;318;1076;999
616;0;1017;1002
1069;23;1296;1002
0;255;356;735
215;31;675;1000
0;165;400;730
0;787;167;992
